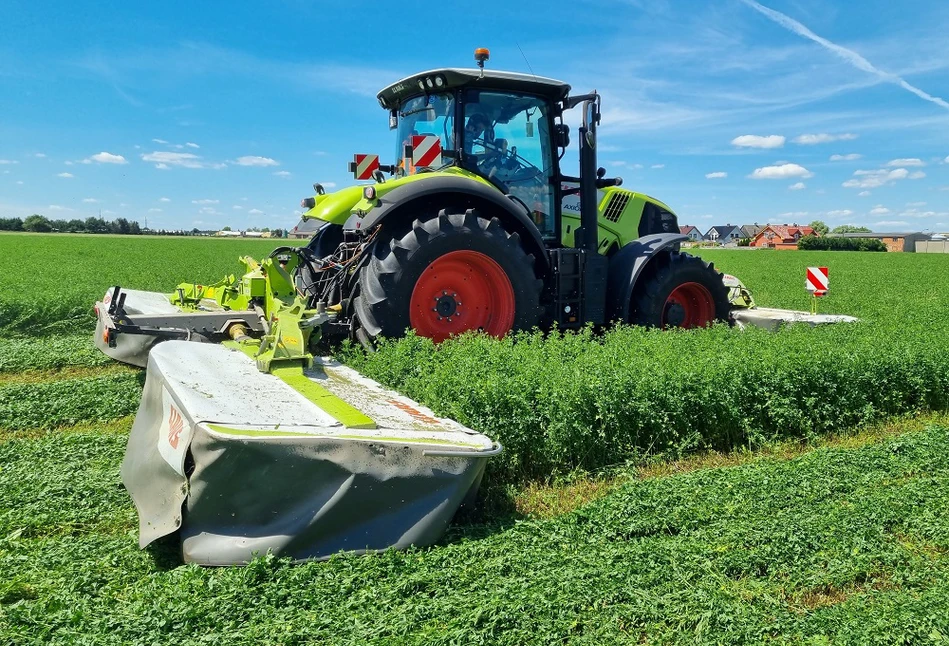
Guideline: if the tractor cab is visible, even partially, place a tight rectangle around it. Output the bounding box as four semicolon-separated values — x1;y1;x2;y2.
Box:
380;66;571;240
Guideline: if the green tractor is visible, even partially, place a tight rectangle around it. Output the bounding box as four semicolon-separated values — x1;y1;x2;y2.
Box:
95;50;856;565
293;49;730;347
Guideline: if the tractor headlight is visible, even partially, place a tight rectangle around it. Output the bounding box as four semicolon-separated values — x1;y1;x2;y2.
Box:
301;197;316;209
434;75;445;88
363;186;376;200
417;80;426;91
425;77;434;88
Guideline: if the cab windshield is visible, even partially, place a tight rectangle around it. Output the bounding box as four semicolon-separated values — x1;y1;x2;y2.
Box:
396;93;454;174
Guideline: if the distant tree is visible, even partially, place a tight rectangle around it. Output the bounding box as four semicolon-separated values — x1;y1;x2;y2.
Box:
808;220;829;236
129;221;141;235
49;219;70;232
222;226;232;231
271;228;285;238
84;216;109;233
0;217;24;231
831;225;872;234
66;219;85;232
23;214;52;232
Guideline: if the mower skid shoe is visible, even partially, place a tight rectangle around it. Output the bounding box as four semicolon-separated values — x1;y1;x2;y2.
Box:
731;306;858;331
94;288;185;367
122;341;499;566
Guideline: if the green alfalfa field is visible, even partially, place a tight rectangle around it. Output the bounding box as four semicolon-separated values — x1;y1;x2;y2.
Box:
2;231;949;644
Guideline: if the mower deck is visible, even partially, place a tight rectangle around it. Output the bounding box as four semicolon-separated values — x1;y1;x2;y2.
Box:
124;340;496;565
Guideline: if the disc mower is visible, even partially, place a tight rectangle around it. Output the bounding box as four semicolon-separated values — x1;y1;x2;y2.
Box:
95;50;855;564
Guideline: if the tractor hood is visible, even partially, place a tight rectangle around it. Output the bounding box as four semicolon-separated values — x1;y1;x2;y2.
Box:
300;185;365;226
350;167;490;216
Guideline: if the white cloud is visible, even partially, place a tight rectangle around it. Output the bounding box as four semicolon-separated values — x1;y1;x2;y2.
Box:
233;205;243;210
945;156;949;164
199;207;220;215
273;170;292;177
740;0;949;111
82;198;98;203
142;151;223;169
248;208;265;215
159;197;171;202
793;133;858;145
0;160;20;165
907;202;926;207
830;153;862;161
34;153;46;158
858;191;871;196
827;209;853;217
185;142;200;149
869;206;890;215
651;164;665;169
240;197;249;201
148;208;163;213
152;138;169;144
705;171;727;179
842;168;912;189
15;180;23;185
48;205;71;211
119;203;128;207
731;134;785;149
749;163;813;179
909;171;926;179
886;158;925;167
875;220;909;227
64;160;73;166
57;172;74;178
83;151;128;165
233;155;279;167
192;199;219;204
321;182;337;189
788;182;806;190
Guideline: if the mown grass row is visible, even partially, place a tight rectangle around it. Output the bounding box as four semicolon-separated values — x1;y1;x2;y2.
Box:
3;423;948;644
0;371;143;432
342;321;949;483
0;334;109;373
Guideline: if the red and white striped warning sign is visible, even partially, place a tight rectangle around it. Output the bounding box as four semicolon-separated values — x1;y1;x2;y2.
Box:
350;154;380;180
806;266;829;296
411;135;442;168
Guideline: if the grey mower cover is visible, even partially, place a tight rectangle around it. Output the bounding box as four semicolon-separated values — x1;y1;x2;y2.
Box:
122;341;498;565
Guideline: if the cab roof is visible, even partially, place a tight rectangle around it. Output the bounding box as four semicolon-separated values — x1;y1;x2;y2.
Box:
377;68;572;110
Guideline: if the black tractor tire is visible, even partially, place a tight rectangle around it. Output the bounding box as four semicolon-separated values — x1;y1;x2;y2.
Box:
353;208;542;342
630;252;730;328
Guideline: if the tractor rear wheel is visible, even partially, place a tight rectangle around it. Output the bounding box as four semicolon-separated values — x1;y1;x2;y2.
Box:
354;208;542;342
630;252;730;329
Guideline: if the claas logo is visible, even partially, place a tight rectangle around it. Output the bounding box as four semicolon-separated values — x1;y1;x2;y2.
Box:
168;405;183;449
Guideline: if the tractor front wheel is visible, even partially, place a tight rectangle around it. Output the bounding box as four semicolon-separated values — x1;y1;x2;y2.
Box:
630;252;730;329
354;209;542;342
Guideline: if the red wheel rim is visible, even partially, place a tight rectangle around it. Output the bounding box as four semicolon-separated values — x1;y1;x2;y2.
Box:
663;282;715;329
410;250;515;342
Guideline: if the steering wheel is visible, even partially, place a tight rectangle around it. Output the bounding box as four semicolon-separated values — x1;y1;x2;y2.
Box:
472;140;545;187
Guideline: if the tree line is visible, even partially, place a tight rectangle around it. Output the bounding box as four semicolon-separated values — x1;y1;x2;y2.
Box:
0;214;142;235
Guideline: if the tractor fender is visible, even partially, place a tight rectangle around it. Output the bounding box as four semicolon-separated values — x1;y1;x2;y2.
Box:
605;233;688;321
345;174;550;273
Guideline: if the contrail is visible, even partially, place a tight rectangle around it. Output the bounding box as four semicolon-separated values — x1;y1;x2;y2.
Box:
740;0;949;111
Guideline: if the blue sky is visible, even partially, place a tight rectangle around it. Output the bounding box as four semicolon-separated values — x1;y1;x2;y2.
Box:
2;0;948;233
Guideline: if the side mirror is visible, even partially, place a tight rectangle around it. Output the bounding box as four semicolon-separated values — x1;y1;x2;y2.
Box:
554;123;570;149
596;167;606;179
581;99;599;148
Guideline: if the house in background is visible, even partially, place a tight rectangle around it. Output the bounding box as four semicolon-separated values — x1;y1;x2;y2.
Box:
704;225;743;245
750;224;816;249
740;224;764;240
679;225;703;241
